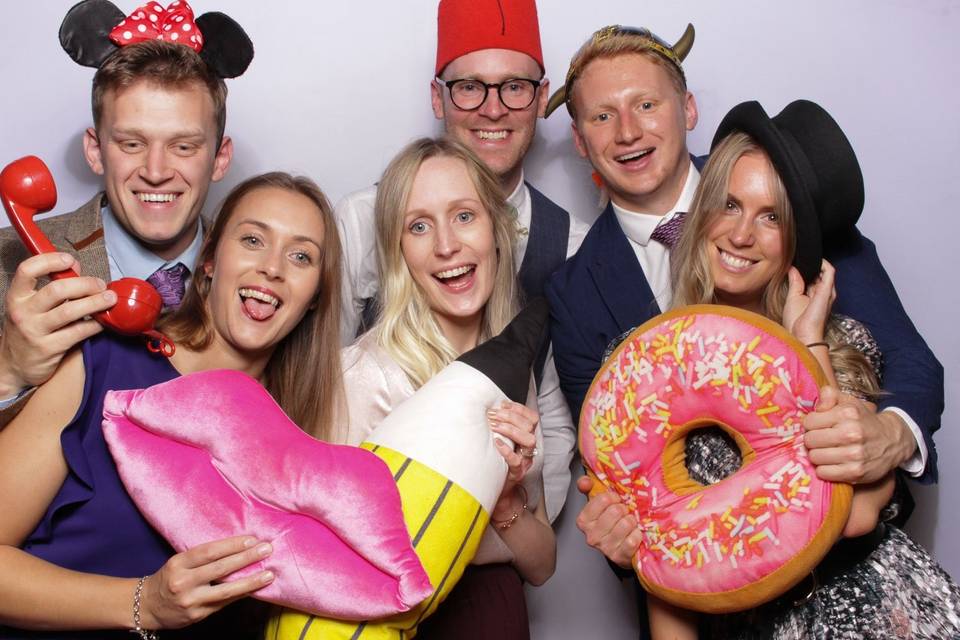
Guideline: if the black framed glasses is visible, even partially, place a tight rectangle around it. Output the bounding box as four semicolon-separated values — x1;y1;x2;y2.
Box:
437;77;542;111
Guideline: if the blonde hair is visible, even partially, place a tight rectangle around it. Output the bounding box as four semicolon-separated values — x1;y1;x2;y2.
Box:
671;132;795;319
671;132;879;398
372;137;519;389
160;172;343;439
566;33;687;121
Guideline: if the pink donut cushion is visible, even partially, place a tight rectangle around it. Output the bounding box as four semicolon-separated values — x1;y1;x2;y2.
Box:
579;305;852;613
102;369;433;620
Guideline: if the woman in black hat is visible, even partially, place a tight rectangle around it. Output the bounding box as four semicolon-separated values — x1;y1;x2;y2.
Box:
650;100;960;639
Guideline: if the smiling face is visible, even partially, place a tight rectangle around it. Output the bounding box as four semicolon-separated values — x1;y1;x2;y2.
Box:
431;48;548;193
571;53;697;215
203;186;325;364
84;80;232;261
400;155;498;339
706;152;787;312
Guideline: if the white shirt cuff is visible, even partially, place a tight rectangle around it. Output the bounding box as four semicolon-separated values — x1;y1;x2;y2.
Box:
882;406;927;477
0;386;32;410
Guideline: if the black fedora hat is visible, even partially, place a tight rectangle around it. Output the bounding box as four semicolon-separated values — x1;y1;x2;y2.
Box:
711;100;864;283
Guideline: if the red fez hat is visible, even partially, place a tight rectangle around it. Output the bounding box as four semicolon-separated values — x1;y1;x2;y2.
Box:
435;0;544;75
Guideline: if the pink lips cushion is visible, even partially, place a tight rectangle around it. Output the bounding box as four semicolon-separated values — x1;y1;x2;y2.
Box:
101;369;432;620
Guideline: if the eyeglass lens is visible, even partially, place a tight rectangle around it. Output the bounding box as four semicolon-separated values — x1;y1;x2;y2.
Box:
449;79;538;110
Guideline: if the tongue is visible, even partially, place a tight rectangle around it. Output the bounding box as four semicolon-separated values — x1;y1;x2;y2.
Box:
243;297;276;320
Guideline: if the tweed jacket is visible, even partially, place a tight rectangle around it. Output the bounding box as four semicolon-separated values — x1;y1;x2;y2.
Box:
0;192;111;315
0;193;110;426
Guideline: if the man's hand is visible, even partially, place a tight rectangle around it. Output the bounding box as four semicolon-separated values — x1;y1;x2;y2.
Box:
575;475;641;569
803;386;915;484
0;253;116;397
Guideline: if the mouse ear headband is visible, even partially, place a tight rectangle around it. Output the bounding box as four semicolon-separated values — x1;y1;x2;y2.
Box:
59;0;253;78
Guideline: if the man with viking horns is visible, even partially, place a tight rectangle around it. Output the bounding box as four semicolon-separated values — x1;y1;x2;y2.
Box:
543;23;943;636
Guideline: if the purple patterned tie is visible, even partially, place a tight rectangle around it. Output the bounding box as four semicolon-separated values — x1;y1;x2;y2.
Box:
650;211;687;249
146;262;189;310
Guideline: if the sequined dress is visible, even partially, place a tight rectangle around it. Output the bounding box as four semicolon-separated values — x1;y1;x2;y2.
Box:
684;316;960;639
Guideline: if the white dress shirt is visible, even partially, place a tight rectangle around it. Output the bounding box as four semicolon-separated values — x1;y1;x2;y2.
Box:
611;162;701;312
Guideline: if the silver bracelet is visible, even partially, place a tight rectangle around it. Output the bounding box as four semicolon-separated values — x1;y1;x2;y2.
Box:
131;576;159;640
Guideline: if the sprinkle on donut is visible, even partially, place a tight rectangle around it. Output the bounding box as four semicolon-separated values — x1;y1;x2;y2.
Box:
579;305;851;612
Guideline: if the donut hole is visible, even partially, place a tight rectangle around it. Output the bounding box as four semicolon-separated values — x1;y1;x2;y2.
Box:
684;426;743;486
661;419;757;496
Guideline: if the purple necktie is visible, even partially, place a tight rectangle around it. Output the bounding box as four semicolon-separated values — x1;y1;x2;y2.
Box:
650;212;687;249
146;262;189;309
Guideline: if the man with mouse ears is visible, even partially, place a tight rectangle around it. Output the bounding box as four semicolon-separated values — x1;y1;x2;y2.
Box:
543;22;944;604
0;0;253;426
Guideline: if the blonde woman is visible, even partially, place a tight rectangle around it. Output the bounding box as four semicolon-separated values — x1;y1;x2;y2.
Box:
341;138;555;639
648;101;960;639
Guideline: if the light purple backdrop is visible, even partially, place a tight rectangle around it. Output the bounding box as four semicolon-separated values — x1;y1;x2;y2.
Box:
2;2;957;637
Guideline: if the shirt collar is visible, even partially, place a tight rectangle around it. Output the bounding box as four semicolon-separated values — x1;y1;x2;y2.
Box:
101;204;204;281
612;162;701;247
505;170;528;213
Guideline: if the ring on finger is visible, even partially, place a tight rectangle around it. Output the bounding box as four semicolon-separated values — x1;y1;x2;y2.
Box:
518;446;538;458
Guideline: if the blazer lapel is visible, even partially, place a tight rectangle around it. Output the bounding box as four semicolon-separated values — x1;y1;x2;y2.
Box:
587;204;660;334
63;193;106;249
63;193;111;282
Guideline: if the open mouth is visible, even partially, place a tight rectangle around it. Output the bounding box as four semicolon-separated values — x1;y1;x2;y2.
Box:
433;264;476;290
239;287;282;321
615;148;654;165
136;192;180;204
718;248;757;271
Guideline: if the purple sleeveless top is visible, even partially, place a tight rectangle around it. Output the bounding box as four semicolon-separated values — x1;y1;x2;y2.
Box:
3;334;265;639
21;334;178;576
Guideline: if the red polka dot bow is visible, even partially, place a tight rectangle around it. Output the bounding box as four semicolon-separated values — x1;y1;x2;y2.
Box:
108;1;203;52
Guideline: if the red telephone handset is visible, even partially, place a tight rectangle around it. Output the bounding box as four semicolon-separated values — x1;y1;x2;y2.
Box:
1;155;174;356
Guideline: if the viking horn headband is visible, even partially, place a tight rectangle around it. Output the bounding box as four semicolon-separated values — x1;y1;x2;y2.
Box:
545;23;694;118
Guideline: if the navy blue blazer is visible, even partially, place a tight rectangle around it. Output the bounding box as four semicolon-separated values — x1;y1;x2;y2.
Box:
546;200;943;483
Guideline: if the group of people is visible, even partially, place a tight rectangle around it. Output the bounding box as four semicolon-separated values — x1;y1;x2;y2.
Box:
0;0;955;639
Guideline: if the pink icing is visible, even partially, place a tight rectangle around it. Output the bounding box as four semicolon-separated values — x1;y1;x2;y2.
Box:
580;310;831;595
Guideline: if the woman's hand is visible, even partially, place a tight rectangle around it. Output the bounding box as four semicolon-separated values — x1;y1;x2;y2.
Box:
488;401;539;517
783;260;836;345
844;472;896;538
140;536;274;629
